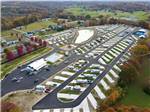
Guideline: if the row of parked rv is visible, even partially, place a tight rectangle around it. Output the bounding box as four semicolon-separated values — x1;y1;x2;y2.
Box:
73;25;129;56
34;59;88;93
32;25;140;112
47;30;75;47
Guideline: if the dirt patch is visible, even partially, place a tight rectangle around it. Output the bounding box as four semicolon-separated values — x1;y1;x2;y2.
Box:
1;90;47;112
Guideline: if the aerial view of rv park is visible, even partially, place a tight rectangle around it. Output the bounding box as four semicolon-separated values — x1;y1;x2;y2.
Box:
0;0;150;112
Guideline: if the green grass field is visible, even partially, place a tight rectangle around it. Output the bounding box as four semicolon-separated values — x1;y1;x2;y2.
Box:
64;7;150;21
64;7;102;17
120;59;150;108
121;84;150;108
19;19;56;32
1;47;52;79
1;30;21;41
1;19;57;40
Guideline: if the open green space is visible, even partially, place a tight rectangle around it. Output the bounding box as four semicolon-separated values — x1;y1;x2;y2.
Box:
18;19;57;32
121;84;150;108
64;7;150;21
59;98;74;102
1;19;57;40
1;30;22;41
1;47;52;79
37;30;57;39
60;89;80;95
120;59;150;108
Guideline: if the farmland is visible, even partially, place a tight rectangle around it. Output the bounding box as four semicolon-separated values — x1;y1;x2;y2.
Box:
64;7;150;21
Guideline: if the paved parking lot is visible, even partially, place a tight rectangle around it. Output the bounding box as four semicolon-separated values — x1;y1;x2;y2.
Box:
1;24;140;112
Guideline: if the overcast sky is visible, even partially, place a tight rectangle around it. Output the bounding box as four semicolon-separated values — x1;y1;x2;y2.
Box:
1;0;150;2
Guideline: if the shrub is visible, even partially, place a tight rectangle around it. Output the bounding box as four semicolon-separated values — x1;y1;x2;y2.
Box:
1;101;21;112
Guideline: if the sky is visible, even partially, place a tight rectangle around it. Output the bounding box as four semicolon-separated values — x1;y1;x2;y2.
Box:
1;0;150;1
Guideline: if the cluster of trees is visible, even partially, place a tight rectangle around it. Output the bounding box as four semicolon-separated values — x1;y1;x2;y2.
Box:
57;11;150;29
3;37;48;62
2;12;48;30
83;16;150;29
119;34;150;92
1;101;21;112
98;103;150;112
90;2;150;12
30;36;48;46
97;86;150;112
97;34;150;112
97;87;123;112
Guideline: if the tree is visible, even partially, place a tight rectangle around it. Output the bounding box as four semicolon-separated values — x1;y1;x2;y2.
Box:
97;87;123;112
85;15;91;19
4;48;10;53
38;38;43;46
131;45;149;56
1;101;21;112
16;33;19;38
143;78;150;95
18;37;22;42
32;44;38;49
98;15;104;18
5;49;15;61
43;40;48;46
10;32;14;37
139;21;149;29
26;45;33;53
34;37;38;42
119;62;138;86
17;45;24;56
6;51;15;61
30;36;35;41
127;58;141;71
105;107;116;112
105;87;122;106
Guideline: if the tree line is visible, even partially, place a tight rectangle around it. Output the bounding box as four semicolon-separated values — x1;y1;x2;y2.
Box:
1;12;48;31
97;34;150;112
56;11;150;29
2;36;48;63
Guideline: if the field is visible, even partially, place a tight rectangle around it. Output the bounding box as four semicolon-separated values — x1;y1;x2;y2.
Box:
1;47;52;79
120;59;150;108
64;7;150;21
1;19;57;41
1;30;22;41
18;19;56;32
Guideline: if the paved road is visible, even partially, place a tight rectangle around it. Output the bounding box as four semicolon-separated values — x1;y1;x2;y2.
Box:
1;49;77;96
1;25;125;96
1;25;139;108
32;27;139;109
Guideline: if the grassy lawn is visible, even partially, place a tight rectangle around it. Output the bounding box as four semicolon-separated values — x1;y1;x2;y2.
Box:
19;19;56;32
1;47;52;79
1;19;57;40
115;11;150;21
64;7;150;21
1;30;21;41
59;98;74;102
37;30;57;39
121;84;150;108
60;88;80;94
120;59;150;108
64;7;100;17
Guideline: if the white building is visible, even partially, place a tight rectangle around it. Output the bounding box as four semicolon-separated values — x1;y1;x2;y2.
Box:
27;58;47;71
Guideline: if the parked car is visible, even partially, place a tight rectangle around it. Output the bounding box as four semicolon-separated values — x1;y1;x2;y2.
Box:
45;88;51;93
16;79;21;83
18;77;23;80
11;77;17;82
34;79;39;83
